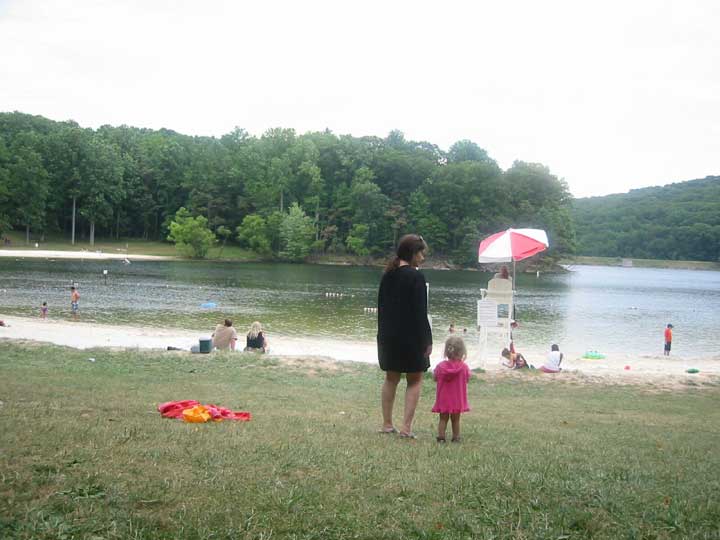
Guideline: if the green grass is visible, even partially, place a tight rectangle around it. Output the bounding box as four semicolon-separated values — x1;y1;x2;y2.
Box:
562;255;720;271
1;342;719;539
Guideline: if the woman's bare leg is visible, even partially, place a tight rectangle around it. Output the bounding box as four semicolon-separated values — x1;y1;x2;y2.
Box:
381;371;401;430
401;372;423;434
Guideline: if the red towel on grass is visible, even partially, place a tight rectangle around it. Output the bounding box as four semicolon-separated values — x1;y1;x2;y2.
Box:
158;400;251;422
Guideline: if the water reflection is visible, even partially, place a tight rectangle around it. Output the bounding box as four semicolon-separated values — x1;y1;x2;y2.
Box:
0;259;718;357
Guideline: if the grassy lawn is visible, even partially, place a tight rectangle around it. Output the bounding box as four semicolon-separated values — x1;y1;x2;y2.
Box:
562;255;720;271
1;343;719;539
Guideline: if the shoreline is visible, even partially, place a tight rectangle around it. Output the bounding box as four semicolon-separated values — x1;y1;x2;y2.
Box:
561;256;720;272
1;315;718;385
0;249;172;261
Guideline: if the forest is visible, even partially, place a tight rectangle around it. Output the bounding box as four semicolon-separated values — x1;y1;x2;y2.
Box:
572;176;720;262
0;111;575;264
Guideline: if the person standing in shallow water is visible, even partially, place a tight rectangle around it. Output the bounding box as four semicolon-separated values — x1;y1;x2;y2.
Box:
70;286;80;319
664;323;673;356
377;234;432;439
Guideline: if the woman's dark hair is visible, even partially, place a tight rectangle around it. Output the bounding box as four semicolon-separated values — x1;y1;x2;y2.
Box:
224;319;233;327
384;234;428;273
551;344;559;351
501;348;511;359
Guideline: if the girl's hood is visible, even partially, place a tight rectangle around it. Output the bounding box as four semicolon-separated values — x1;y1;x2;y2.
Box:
437;361;465;381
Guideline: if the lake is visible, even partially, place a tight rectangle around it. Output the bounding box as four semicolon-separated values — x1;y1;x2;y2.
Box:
0;259;718;357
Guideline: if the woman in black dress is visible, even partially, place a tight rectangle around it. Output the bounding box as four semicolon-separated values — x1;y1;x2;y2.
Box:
377;234;432;438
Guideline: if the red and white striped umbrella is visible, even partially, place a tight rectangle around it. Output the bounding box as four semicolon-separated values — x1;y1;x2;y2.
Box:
477;228;549;263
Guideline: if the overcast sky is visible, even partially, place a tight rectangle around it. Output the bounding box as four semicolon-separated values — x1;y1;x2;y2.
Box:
1;0;718;197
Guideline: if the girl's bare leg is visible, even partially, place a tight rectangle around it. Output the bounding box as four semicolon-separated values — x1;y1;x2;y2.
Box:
437;413;449;440
450;413;461;441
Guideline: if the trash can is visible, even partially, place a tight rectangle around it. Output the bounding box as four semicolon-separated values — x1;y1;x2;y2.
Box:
199;337;212;354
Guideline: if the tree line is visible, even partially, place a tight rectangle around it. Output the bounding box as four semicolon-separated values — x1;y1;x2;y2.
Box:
572;176;720;262
0;111;575;263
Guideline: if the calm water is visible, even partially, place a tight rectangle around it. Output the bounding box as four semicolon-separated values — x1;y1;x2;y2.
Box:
0;259;719;357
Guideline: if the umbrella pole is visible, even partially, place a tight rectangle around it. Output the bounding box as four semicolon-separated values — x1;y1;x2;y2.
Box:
512;260;517;324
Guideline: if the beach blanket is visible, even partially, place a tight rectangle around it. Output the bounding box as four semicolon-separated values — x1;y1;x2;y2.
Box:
158;400;251;422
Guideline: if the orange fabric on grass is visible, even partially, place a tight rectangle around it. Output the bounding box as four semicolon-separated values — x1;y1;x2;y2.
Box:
158;400;251;423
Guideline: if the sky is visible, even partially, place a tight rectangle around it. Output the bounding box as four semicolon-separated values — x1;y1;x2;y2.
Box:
1;0;718;198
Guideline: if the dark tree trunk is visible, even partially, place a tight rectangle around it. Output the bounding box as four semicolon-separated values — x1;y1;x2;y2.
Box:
71;195;77;245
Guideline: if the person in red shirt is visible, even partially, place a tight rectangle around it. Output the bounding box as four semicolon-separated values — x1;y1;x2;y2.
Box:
664;324;673;356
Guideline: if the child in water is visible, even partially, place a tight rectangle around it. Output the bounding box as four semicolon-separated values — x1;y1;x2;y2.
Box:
41;301;48;319
432;336;471;443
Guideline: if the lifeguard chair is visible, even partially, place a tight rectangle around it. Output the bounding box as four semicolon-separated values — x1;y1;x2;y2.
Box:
476;278;514;364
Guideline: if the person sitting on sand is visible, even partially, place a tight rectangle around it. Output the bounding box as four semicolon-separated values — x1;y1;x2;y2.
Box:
212;319;238;351
0;320;9;327
244;321;268;353
540;344;563;373
501;347;528;369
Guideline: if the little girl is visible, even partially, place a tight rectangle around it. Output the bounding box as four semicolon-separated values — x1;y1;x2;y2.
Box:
432;336;471;442
40;301;48;319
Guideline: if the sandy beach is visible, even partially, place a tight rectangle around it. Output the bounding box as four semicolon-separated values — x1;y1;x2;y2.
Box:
1;315;718;386
0;249;171;261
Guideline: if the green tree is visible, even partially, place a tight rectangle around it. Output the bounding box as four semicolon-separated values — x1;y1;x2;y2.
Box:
167;207;216;258
7;135;49;243
236;214;271;255
447;140;491;163
216;225;232;258
407;190;448;250
0;138;11;235
78;136;124;245
345;223;370;256
349;167;390;253
279;203;314;261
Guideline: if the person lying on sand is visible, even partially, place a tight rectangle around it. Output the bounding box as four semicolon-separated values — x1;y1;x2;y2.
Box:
501;347;528;369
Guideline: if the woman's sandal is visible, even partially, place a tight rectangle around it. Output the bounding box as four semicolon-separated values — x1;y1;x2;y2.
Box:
378;427;398;434
436;436;446;443
451;437;462;443
399;432;417;439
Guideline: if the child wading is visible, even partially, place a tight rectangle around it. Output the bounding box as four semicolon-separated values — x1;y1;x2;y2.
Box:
664;323;673;356
432;336;471;443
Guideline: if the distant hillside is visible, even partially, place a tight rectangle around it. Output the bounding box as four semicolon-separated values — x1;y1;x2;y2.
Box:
572;176;720;261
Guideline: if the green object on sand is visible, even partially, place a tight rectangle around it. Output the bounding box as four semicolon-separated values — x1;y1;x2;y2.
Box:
198;338;212;354
686;368;700;374
583;351;606;359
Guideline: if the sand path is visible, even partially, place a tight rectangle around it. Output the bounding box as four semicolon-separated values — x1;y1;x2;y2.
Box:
1;315;718;386
0;249;171;261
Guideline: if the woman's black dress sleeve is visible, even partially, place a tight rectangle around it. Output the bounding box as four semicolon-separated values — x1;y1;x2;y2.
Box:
376;266;432;373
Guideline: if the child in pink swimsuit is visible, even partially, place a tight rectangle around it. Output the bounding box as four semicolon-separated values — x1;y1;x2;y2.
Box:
432;336;471;442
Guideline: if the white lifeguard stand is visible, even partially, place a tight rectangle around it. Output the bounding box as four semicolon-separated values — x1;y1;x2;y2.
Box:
476;278;514;364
